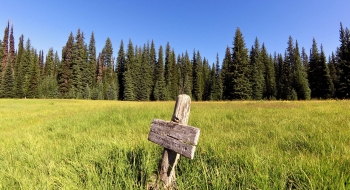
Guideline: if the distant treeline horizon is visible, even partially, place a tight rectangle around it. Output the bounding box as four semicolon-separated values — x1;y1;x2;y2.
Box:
0;21;349;100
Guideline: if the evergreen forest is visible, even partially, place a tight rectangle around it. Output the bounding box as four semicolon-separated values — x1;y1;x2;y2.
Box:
1;21;350;101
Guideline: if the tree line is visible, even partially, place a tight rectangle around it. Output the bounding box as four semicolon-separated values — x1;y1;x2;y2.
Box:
0;21;349;101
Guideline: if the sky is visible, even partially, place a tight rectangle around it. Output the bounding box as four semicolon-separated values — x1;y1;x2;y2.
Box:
1;0;350;64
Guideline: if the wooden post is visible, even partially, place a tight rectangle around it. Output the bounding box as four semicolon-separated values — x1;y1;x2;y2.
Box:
148;94;200;189
159;94;191;189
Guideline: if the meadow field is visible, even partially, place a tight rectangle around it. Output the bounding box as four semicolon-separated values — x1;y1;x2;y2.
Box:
0;99;349;189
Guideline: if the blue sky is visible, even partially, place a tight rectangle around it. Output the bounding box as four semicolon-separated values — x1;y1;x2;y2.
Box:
1;0;349;64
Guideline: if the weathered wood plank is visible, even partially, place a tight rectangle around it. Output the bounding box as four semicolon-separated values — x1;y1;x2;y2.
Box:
148;131;196;159
159;94;192;188
150;119;200;146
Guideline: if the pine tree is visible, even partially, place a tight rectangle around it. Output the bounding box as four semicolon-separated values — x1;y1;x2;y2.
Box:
101;37;114;98
116;40;125;100
123;39;135;100
183;51;192;96
88;32;96;88
27;49;40;98
210;53;223;100
250;37;264;100
71;29;83;97
329;52;339;97
58;34;73;97
337;23;350;98
153;45;167;100
261;45;277;99
231;28;251;99
44;48;54;77
14;35;24;98
164;42;173;100
309;39;334;99
149;40;157;99
292;41;310;100
192;50;204;100
9;24;15;72
202;57;211;100
2;21;9;76
222;46;233;100
2;58;14;98
301;47;309;75
138;44;151;100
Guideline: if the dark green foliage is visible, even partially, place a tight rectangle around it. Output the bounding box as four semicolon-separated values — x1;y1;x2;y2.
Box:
2;60;14;98
309;39;334;99
149;40;157;99
27;50;40;98
136;44;152;101
231;28;251;99
58;34;73;97
14;35;24;98
222;47;233;100
250;38;264;100
106;82;117;100
281;53;293;100
88;32;96;88
123;40;135;101
211;53;223;100
2;22;9;74
39;75;58;98
83;84;91;99
44;48;55;77
337;23;350;98
116;40;125;100
262;46;277;99
9;25;15;70
329;52;340;97
71;29;84;96
192;50;204;101
202;58;211;100
153;45;167;100
292;41;310;100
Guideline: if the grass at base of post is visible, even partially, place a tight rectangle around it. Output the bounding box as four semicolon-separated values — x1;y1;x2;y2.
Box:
0;99;349;189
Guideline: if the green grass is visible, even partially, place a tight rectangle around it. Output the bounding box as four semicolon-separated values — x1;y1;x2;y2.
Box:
0;99;349;189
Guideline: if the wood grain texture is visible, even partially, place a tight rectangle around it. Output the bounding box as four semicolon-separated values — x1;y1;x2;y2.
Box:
149;119;200;145
159;94;192;189
148;131;196;159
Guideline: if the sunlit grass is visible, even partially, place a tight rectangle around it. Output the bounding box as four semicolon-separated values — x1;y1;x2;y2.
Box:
0;99;349;189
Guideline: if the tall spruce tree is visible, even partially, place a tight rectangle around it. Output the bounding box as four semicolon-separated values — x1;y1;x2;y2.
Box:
309;39;334;99
222;46;233;99
116;40;126;100
153;45;167;100
250;37;264;100
27;49;40;98
14;35;24;98
329;52;339;97
192;50;204;101
211;53;223;100
2;21;9;75
231;28;251;99
261;45;276;99
123;39;135;100
149;40;157;99
292;41;310;100
2;58;14;98
58;34;73;97
88;32;96;88
337;23;350;98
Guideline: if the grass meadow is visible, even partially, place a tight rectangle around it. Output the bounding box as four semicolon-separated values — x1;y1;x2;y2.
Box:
0;99;349;189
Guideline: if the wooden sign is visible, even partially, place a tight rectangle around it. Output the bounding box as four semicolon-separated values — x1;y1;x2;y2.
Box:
148;119;200;159
147;94;200;189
